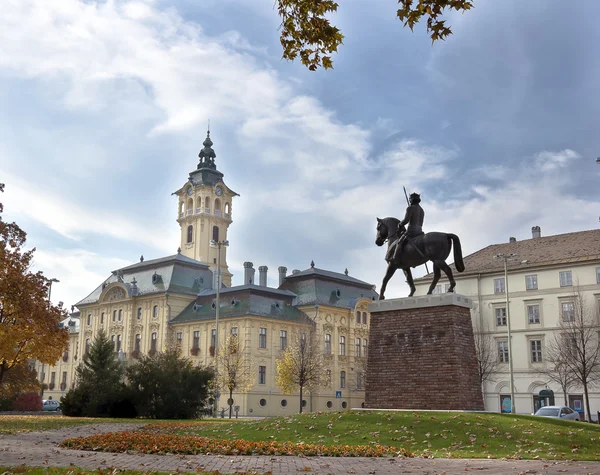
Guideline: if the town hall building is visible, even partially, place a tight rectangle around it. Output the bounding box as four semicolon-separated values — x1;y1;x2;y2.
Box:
37;131;378;416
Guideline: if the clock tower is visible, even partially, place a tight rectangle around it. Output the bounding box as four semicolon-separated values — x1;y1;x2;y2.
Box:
174;130;238;286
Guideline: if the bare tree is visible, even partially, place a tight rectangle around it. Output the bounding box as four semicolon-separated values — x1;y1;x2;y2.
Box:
548;285;600;421
538;347;576;406
276;329;326;413
214;334;255;419
472;320;500;388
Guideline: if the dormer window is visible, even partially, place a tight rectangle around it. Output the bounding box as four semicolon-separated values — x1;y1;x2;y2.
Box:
152;272;161;285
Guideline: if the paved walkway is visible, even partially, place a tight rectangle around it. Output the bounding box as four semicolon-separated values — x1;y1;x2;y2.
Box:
1;423;600;475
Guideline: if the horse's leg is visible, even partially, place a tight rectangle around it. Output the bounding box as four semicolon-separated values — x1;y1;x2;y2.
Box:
405;268;416;296
379;262;397;300
426;263;441;294
437;260;456;292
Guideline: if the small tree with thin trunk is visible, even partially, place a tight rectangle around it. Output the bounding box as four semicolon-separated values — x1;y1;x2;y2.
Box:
214;334;254;418
548;285;600;421
538;348;576;406
472;319;500;389
276;329;326;413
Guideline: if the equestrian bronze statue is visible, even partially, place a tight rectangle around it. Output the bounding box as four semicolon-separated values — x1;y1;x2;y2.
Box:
375;193;465;299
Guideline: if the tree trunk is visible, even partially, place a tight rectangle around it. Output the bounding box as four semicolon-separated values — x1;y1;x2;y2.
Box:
583;381;591;422
0;361;6;386
229;389;233;419
299;385;303;414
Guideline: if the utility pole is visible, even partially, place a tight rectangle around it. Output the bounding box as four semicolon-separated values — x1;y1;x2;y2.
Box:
210;239;229;417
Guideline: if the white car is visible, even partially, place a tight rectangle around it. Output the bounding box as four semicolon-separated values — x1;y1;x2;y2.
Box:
534;405;580;421
42;399;60;412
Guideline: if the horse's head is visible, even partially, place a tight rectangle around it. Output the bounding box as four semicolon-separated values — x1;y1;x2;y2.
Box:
375;217;388;246
376;217;404;247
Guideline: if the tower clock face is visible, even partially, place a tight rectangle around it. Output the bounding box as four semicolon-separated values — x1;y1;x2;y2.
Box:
186;187;193;196
215;186;223;196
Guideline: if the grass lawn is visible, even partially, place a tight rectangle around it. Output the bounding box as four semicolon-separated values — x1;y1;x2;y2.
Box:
0;415;231;436
130;410;600;460
0;467;225;475
0;415;147;435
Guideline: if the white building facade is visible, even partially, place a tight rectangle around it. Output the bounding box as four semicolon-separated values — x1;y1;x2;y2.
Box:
414;227;600;419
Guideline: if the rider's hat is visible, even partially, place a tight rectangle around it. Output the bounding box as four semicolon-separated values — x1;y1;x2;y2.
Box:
409;192;421;203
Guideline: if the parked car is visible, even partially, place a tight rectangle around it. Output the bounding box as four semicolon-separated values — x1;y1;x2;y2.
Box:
42;399;60;412
534;405;579;421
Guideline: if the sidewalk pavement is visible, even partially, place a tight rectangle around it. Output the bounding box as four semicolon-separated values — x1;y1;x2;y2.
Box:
1;423;599;475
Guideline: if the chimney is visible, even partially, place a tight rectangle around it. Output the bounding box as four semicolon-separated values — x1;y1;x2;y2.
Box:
532;226;541;239
258;266;268;286
278;266;287;286
292;269;301;275
243;262;255;285
509;237;516;243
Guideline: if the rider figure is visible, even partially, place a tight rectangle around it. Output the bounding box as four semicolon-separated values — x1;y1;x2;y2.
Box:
393;192;425;260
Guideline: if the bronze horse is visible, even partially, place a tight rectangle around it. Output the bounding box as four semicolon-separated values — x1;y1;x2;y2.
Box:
375;217;465;299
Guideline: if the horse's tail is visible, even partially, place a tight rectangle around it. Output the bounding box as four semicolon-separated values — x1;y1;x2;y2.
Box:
448;234;465;272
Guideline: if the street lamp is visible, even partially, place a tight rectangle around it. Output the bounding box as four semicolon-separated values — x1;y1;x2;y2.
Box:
494;253;516;414
42;277;59;397
47;278;60;303
209;239;229;417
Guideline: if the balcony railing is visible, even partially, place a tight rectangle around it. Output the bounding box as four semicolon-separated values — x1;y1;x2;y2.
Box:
224;213;231;220
196;208;202;214
204;207;210;214
186;209;193;216
214;209;221;217
179;212;184;218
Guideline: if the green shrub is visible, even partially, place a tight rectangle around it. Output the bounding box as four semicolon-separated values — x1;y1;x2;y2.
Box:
126;348;213;419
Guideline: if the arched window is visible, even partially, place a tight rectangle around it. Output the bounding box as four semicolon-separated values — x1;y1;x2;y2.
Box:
179;201;184;216
340;371;346;388
186;198;193;214
339;336;346;356
355;311;361;324
187;225;193;243
153;305;158;318
150;332;157;352
85;339;91;355
135;334;141;352
205;197;211;214
196;196;202;211
362;312;367;324
214;198;221;211
363;339;368;358
212;225;219;242
118;309;122;321
224;202;231;216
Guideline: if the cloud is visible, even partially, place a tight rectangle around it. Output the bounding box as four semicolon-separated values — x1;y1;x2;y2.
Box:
1;171;177;253
31;248;130;308
535;149;580;171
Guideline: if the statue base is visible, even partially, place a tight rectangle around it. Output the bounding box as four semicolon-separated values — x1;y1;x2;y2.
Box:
365;293;484;411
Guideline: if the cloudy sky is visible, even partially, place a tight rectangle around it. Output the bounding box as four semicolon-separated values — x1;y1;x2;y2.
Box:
1;0;599;308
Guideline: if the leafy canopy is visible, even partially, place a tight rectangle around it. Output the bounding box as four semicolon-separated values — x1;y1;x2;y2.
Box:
0;183;69;386
278;0;474;70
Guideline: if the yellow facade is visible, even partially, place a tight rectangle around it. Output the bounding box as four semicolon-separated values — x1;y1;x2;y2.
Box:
38;133;376;416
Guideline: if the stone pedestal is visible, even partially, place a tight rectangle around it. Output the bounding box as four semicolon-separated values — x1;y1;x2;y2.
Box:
365;293;484;411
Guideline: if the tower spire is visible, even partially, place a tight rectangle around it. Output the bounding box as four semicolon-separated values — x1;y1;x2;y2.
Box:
198;127;216;170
